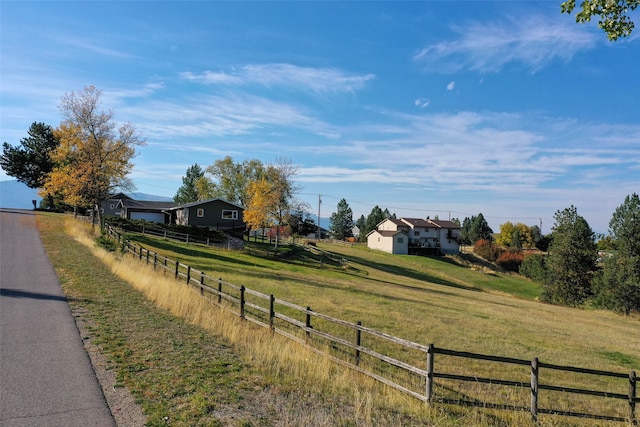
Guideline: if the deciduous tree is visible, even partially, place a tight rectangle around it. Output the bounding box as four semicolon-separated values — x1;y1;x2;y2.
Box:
496;222;534;249
542;205;597;306
243;157;305;250
561;0;638;40
43;86;144;228
199;156;265;206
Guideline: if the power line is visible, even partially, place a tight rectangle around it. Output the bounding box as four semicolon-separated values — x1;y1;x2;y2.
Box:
299;192;543;223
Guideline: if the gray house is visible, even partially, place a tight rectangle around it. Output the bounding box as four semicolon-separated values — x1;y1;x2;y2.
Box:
170;198;245;231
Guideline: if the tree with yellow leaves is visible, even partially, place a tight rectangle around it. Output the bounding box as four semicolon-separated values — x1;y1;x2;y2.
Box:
42;86;144;228
243;157;306;251
495;221;534;249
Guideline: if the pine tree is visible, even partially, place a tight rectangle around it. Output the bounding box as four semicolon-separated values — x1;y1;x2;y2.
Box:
542;205;597;306
593;193;640;314
174;164;204;204
330;199;354;240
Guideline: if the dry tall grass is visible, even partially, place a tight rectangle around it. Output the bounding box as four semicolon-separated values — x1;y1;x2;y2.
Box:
67;218;635;426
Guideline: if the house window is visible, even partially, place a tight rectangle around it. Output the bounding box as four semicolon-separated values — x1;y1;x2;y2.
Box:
414;231;420;236
110;204;115;209
397;237;404;243
222;209;238;220
197;208;205;217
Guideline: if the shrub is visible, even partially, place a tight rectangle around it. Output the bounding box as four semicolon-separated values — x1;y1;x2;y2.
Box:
519;253;547;283
496;249;525;272
95;233;117;252
474;239;503;262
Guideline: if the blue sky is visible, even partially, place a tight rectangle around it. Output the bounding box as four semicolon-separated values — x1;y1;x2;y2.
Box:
1;1;639;233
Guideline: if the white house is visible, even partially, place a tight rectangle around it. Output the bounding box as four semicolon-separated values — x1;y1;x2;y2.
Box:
367;218;461;255
366;229;409;254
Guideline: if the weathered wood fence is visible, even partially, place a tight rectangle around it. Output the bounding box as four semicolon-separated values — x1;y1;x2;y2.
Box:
105;225;638;425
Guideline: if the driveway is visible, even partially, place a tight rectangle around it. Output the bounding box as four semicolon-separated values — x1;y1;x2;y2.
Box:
0;209;115;427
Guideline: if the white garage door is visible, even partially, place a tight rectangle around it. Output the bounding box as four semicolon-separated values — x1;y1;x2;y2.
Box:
130;212;165;223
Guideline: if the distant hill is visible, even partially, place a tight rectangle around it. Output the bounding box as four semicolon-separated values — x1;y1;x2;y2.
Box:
127;192;173;202
0;180;40;209
0;180;173;208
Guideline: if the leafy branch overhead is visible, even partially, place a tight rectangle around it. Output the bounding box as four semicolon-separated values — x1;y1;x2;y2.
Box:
561;0;639;40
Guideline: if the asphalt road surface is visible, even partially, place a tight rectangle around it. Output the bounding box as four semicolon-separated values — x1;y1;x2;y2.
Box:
0;209;115;427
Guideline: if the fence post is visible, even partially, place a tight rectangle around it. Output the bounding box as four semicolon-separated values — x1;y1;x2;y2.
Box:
354;321;362;366
175;260;179;279
239;286;245;319
164;229;167;239
139;247;143;261
630;370;637;425
186;234;189;245
153;253;157;269
146;250;150;264
426;344;434;402
269;295;275;333
186;266;191;284
218;278;222;304
142;224;145;235
200;272;205;296
305;307;312;344
531;357;539;423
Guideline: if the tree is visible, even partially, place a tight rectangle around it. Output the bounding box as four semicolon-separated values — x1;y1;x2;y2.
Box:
593;193;640;314
1;122;60;206
355;214;366;241
330;199;354;240
496;222;534;249
174;163;204;204
43;86;144;228
243;157;305;250
542;205;597;306
199;156;265;206
460;213;493;245
289;209;316;237
561;0;638;40
362;206;386;237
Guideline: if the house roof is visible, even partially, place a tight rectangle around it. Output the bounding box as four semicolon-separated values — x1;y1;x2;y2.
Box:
428;220;460;229
119;199;178;210
401;218;431;228
366;229;406;237
170;198;244;211
376;218;406;228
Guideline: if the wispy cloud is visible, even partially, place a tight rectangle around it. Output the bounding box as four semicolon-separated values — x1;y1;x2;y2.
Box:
181;63;375;93
296;111;640;196
413;15;597;73
127;93;341;140
447;81;455;91
414;98;430;108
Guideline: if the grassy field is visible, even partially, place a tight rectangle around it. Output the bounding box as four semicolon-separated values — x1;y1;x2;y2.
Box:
38;213;639;426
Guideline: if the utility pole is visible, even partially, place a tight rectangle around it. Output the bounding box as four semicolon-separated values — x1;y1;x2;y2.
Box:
539;217;543;235
317;194;322;240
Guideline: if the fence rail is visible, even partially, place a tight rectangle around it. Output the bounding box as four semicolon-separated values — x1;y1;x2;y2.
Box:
104;225;638;424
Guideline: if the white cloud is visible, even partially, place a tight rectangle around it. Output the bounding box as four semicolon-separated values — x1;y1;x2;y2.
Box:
447;81;455;91
413;15;597;73
414;98;430;108
126;93;341;140
180;63;375;93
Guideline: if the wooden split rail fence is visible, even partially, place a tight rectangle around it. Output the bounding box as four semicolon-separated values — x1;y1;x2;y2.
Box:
105;225;638;424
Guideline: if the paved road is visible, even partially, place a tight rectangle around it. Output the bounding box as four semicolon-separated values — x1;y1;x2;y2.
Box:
0;209;115;427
